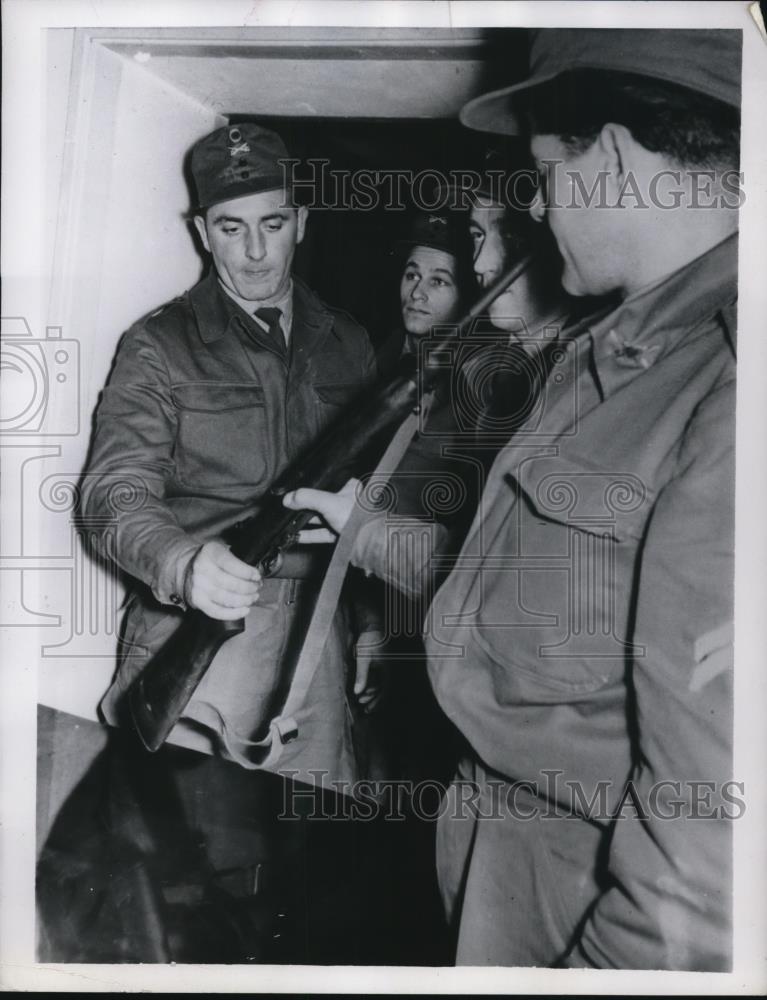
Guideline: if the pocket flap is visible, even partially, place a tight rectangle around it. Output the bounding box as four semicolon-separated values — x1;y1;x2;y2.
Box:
171;381;265;412
509;448;655;542
313;382;360;407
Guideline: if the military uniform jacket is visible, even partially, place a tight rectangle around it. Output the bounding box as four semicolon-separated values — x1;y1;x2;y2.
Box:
424;233;737;969
81;270;376;778
354;234;737;968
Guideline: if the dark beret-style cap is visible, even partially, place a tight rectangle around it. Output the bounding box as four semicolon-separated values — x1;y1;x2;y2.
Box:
397;210;470;260
460;28;742;136
191;122;292;210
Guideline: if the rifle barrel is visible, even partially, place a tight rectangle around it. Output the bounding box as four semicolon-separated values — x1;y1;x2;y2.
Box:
128;257;532;751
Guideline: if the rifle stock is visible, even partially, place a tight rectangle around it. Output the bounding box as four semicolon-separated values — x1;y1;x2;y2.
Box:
128;260;529;751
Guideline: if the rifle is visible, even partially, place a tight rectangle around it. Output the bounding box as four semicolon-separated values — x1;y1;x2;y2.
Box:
128;259;529;752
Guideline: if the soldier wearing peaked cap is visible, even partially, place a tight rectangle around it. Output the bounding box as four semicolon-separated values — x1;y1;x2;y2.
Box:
286;29;742;970
37;122;384;962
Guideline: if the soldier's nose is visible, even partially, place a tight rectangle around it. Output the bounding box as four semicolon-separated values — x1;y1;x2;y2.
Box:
245;231;266;260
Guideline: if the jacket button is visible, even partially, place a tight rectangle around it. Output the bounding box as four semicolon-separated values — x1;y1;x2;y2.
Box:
169;592;183;606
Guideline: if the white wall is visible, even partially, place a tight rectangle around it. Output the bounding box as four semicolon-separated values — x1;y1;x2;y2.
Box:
22;26;497;836
35;35;221;721
30;26;501;723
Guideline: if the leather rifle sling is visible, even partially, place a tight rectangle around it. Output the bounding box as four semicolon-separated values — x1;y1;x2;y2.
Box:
264;393;436;757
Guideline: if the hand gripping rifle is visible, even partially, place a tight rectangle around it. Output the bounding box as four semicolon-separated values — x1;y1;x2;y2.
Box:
128;259;529;752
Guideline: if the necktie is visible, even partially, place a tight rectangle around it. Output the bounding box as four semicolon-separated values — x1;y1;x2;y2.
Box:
253;306;284;347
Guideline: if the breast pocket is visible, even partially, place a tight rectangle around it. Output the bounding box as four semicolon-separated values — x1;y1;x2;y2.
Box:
475;450;655;695
313;381;362;411
172;381;269;491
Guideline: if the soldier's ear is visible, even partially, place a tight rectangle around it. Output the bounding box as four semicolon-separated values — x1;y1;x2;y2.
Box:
193;214;210;253
295;205;308;245
596;123;636;191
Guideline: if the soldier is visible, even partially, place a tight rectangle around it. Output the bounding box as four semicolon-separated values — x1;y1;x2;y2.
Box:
375;209;475;376
286;28;741;969
37;123;382;963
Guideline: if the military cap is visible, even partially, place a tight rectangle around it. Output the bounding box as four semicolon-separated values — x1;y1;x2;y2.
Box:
470;147;537;207
460;28;742;135
190;122;292;210
397;210;470;261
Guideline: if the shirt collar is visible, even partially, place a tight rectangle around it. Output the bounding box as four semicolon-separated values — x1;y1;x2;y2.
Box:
398;306;573;361
219;278;294;343
588;231;738;399
513;306;572;352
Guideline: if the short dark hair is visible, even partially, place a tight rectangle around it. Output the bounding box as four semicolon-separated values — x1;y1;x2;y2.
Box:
523;69;740;171
472;200;539;269
470;146;559;269
397;238;477;313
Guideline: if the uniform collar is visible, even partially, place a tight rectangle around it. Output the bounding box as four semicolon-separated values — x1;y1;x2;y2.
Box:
188;269;243;344
288;276;336;380
588;231;738;399
220;278;294;342
189;270;330;347
291;275;332;334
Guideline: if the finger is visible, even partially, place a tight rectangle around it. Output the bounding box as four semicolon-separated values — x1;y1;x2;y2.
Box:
195;552;261;591
197;581;261;608
191;594;259;616
354;659;370;695
283;487;342;516
202;568;263;597
192;549;259;594
285;483;359;534
197;600;252;621
212;547;262;582
355;631;385;654
193;582;261;610
296;528;337;545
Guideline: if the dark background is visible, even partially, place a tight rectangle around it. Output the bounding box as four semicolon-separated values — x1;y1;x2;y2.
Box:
227;28;532;347
226;118;534;346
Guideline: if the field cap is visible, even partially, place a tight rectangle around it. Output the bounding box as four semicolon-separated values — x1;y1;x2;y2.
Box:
191;123;292;210
460;28;742;136
470;148;537;207
397;210;471;259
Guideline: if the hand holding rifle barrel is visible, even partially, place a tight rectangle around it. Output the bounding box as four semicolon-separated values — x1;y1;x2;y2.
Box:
128;258;530;752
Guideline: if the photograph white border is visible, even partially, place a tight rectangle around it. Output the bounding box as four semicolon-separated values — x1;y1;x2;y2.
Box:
2;1;765;993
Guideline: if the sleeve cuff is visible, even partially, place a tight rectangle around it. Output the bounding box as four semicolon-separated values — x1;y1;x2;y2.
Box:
351;513;446;601
151;537;202;608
